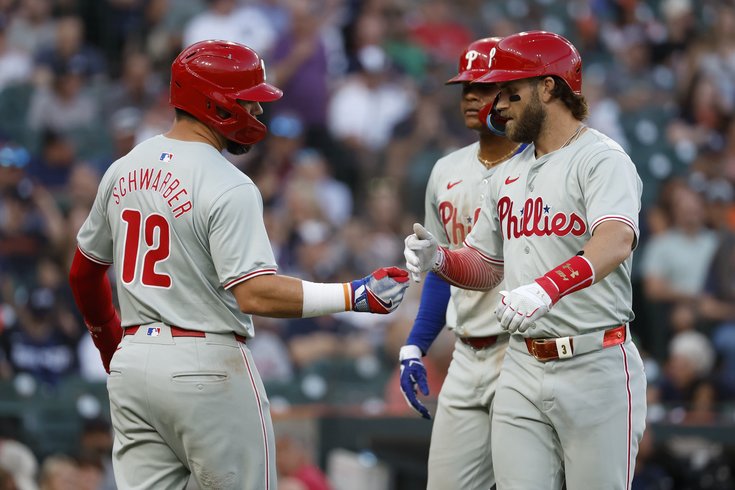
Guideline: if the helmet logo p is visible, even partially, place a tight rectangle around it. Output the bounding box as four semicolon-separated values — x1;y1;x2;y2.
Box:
464;50;480;69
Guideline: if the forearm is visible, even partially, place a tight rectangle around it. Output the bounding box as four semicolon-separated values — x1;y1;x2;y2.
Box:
581;221;635;283
232;274;308;317
68;248;117;325
68;247;122;372
434;246;504;291
406;272;451;354
231;268;408;317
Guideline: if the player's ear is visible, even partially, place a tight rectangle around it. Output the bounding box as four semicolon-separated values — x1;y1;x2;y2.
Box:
539;77;556;103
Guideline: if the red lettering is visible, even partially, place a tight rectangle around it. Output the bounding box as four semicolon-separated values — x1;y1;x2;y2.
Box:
173;201;192;218
151;170;162;191
159;172;172;193
162;179;179;199
167;188;187;206
140;168;154;189
119;177;126;197
438;201;454;243
112;188;120;204
128;170;137;193
497;196;587;240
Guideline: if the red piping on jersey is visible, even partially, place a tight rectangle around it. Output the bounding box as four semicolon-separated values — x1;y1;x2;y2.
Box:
78;246;113;265
239;345;270;490
590;215;637;236
620;344;633;490
463;241;504;266
224;268;277;289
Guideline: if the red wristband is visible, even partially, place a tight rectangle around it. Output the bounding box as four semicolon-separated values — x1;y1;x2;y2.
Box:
534;255;595;304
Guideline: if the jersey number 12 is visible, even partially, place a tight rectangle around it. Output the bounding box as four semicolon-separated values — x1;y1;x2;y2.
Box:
121;209;172;288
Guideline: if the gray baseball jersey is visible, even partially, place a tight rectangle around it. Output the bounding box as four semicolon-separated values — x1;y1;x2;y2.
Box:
77;135;277;338
465;128;643;338
77;135;278;489
465;127;647;490
424;141;506;337
422;141;514;490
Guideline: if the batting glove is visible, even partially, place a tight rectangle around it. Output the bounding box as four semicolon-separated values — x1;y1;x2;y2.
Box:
399;345;432;419
404;223;442;283
351;266;409;314
496;282;553;333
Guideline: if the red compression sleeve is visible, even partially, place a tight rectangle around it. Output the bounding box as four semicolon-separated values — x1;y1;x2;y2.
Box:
434;247;504;291
69;247;122;372
535;255;595;304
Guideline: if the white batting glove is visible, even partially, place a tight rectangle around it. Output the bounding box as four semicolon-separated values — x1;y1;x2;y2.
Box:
404;223;441;283
495;282;553;333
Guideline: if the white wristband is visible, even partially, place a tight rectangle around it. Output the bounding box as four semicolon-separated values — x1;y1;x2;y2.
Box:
399;345;423;360
301;281;352;318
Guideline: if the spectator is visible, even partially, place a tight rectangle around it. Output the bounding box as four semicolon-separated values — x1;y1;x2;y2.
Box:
269;0;340;137
5;0;55;57
0;437;38;490
33;16;106;83
290;148;352;227
0;17;33;92
657;330;718;416
3;285;79;387
101;51;162;120
38;455;76;490
327;45;414;169
26;60;100;138
182;0;277;56
641;185;719;304
275;435;332;490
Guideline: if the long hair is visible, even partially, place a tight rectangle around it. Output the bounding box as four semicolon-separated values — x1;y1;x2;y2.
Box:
549;76;588;121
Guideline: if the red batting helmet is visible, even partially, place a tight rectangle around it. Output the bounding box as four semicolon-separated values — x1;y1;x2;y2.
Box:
474;31;583;95
445;37;502;84
170;40;283;146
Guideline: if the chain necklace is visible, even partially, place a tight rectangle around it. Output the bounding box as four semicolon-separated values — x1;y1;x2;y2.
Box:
477;144;522;169
561;123;586;149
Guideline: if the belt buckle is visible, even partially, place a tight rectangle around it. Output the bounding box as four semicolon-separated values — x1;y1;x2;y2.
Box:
529;340;542;361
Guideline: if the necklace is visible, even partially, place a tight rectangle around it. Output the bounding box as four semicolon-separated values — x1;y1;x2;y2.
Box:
561;123;586;149
477;144;522;169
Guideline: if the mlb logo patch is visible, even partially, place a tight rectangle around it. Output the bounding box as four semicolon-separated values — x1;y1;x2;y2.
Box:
159;152;174;162
146;327;161;337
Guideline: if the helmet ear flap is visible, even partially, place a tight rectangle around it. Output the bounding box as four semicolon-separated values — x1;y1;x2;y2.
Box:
478;94;507;136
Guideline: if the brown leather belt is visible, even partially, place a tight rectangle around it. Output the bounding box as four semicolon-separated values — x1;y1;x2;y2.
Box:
524;325;626;362
459;335;499;351
124;325;247;344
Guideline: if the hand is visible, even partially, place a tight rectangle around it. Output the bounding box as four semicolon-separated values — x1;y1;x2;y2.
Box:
399;345;431;419
404;223;440;282
86;312;123;373
495;282;553;333
351;266;409;314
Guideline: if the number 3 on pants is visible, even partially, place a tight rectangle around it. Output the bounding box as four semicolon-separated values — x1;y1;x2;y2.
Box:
121;209;172;288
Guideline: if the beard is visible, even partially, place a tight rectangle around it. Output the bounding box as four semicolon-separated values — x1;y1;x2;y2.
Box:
507;90;545;144
226;140;251;155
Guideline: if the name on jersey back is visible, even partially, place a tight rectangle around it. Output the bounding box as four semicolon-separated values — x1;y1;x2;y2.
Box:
112;168;192;218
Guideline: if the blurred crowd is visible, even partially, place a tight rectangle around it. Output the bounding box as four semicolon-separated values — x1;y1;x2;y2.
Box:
0;0;733;488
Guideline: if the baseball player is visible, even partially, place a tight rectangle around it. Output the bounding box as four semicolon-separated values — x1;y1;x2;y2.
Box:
67;40;409;490
398;37;525;490
405;31;647;489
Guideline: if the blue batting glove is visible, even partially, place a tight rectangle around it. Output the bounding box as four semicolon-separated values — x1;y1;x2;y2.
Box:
399;345;432;420
351;266;409;314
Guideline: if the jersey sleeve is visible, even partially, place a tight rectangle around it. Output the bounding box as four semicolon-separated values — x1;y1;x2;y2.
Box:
582;149;643;249
208;183;278;289
76;171;114;264
463;178;504;266
423;166;449;247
